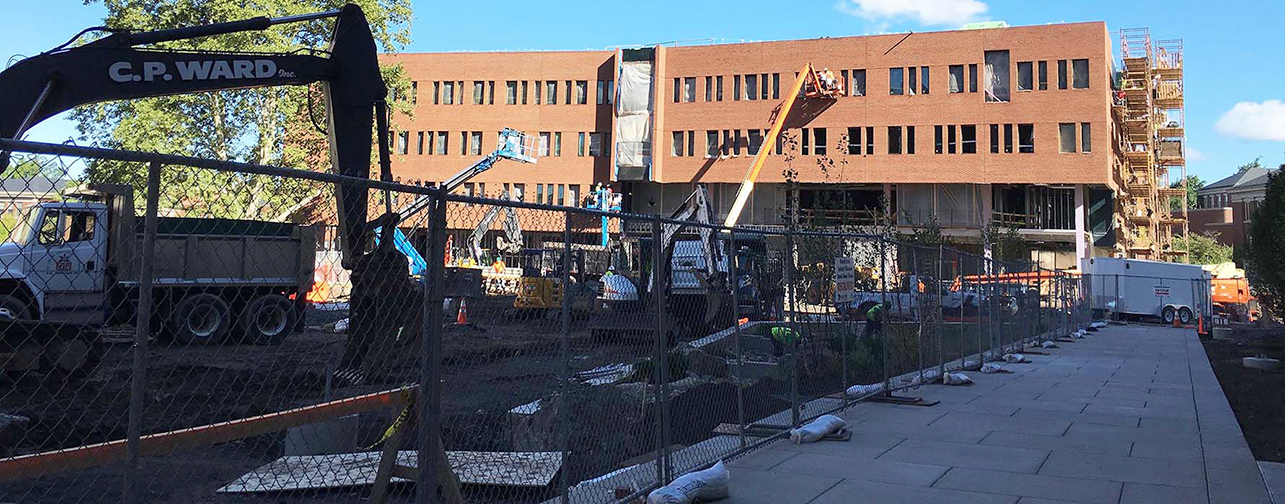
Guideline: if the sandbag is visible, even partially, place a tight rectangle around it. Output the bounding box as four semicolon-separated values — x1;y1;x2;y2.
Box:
647;461;730;504
1003;353;1029;363
1090;321;1108;329
789;414;846;444
1041;341;1059;349
942;372;973;385
908;370;942;387
845;383;885;398
979;363;1009;374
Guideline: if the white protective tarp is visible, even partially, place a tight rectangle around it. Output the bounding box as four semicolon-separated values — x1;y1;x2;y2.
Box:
898;185;934;225
616;60;653;170
647;461;729;504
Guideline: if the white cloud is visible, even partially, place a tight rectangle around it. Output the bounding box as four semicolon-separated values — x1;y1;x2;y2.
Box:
836;0;989;27
1214;100;1285;141
1187;147;1206;162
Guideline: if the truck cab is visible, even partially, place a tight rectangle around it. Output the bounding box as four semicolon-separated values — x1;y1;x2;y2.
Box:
0;199;111;323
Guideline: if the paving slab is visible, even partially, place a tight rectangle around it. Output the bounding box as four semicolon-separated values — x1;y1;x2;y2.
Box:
934;467;1123;503
810;479;1018;504
770;452;948;487
724;468;841;504
1208;467;1273;504
1120;482;1209;504
1039;441;1205;488
980;430;1132;457
878;438;1050;474
1258;461;1285;504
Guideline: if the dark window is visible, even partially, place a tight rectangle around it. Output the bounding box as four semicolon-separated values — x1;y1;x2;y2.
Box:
949;65;964;93
578;132;586;156
761;73;769;99
935;125;944;154
410;81;417;104
734;75;741;101
416;131;424;154
968;64;978;93
707;131;719;157
1018;124;1035;153
1017;61;1033;91
443;81;455;104
565;81;572;104
473;81;484;104
1004;124;1013;153
813;128;827;156
908;67;917;95
947;125;957;154
865;126;874;154
717;76;724;101
889;67;904;95
437;131;448;155
801;128;810;156
522;81;529;104
705;76;712;101
888;126;902;154
745;74;758;101
397;131;408;155
433;81;440;104
506;81;517;104
961;125;976;154
920;66;930;94
847;127;862;155
749;129;763;155
1072;59;1089;89
673;77;680;103
907;126;916;154
1081;123;1092;152
989;125;999;153
984;50;1010;102
577;80;589;104
772;73;780;99
1038;61;1048;90
1057;60;1068;89
688;130;695;156
488;81;495;104
683;77;696;102
850;69;866;96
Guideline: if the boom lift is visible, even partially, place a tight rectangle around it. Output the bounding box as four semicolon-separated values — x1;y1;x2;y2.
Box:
723;64;843;228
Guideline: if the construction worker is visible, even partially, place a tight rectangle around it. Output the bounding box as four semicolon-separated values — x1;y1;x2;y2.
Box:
863;302;889;341
770;325;801;357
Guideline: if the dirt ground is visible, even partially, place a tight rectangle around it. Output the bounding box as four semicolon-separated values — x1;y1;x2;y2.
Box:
1203;337;1285;462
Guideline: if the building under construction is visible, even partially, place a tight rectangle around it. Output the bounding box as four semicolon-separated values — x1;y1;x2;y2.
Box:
381;21;1186;269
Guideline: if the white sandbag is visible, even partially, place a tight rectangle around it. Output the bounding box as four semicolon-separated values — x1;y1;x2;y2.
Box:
979;363;1007;373
1041;341;1059;349
1073;329;1087;338
1090;321;1108;329
962;358;982;369
1003;353;1029;363
789;414;846;444
906;369;942;387
942;372;973;385
844;383;885;398
647;461;730;504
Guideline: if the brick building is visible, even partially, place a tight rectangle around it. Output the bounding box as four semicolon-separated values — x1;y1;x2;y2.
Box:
382;22;1185;269
1188;165;1279;247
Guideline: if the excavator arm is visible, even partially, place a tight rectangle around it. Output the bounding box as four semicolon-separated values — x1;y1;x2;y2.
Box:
0;4;389;264
722;63;842;228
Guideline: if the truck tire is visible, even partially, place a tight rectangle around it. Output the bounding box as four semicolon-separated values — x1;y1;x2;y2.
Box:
239;294;297;345
171;293;231;345
1178;307;1193;325
0;294;32;321
1161;306;1177;324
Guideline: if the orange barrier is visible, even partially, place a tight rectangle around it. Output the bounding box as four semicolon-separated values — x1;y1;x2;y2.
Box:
0;386;414;482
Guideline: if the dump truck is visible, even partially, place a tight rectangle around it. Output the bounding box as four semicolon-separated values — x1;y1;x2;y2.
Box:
0;184;314;351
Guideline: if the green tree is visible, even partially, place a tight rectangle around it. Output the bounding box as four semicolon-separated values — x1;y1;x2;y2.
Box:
1174;232;1232;265
72;0;413;220
1245;169;1285;319
1170;175;1203;212
1238;156;1264;174
4;155;68;181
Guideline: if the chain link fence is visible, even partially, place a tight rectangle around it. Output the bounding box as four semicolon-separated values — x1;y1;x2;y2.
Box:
0;139;1210;503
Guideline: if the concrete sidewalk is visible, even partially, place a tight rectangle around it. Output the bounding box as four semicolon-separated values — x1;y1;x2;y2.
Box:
724;325;1272;503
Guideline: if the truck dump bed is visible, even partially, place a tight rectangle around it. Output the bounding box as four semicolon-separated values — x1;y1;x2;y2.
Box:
124;217;314;289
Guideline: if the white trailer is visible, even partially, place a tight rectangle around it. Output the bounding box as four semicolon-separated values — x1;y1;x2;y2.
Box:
1081;257;1211;324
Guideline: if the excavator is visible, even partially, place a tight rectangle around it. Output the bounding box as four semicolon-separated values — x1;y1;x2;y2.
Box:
590;64;841;342
0;5;408;377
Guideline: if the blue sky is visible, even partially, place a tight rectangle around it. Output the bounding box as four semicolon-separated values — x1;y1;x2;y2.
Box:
4;0;1284;183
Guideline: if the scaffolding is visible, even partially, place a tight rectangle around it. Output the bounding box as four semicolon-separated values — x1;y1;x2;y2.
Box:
1115;28;1186;260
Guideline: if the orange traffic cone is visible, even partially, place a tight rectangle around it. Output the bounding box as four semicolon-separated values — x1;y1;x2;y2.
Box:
456;298;468;325
1197;315;1204;334
1172;314;1180;328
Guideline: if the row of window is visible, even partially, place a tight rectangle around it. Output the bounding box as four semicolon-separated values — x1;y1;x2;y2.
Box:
458;182;581;207
412;79;614;106
670;55;1091;104
669;123;1095;158
395;130;610;157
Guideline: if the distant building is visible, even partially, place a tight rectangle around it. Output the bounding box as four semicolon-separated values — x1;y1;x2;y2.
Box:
1189;165;1279;247
0;176;68;223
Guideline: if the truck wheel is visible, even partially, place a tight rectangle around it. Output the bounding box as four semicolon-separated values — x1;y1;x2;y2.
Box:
1161;306;1177;324
171;294;231;345
0;294;32;321
1178;307;1193;325
240;295;298;345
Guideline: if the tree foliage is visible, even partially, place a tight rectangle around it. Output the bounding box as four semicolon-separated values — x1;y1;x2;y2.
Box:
72;0;413;220
1170;175;1203;213
4;155;69;181
1174;232;1232;265
1245;169;1285;319
1238;156;1264;174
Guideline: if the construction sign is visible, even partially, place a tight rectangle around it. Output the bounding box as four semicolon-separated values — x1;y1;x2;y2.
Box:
834;256;855;304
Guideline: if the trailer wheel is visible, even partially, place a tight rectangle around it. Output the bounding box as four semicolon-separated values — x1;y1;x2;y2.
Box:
240;294;297;345
171;294;231;345
1161;306;1177;324
0;294;33;321
1178;307;1193;325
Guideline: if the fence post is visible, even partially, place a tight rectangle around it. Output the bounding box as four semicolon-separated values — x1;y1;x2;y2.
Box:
417;194;447;504
558;213;572;504
728;230;747;449
956;249;965;370
785;227;800;428
651;214;671;484
936;243;945;377
124;160;160;504
911;246;923;385
878;237;890;396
